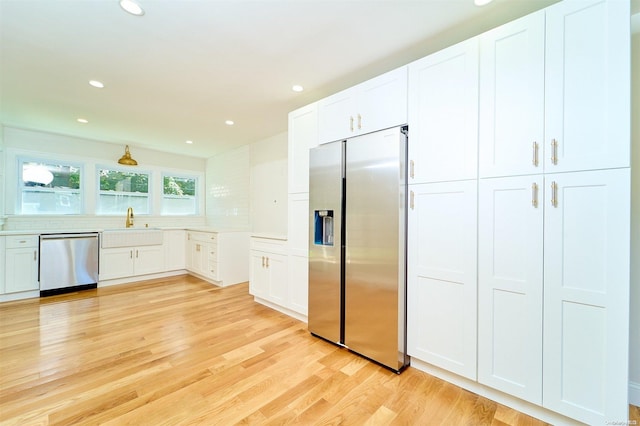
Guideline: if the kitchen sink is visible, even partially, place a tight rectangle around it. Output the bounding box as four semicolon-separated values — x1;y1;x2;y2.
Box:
101;228;164;248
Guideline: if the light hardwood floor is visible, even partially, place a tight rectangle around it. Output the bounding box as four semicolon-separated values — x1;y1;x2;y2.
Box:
1;275;638;425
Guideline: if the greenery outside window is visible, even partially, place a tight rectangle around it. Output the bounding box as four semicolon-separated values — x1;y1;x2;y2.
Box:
162;174;197;215
98;168;150;214
19;159;82;214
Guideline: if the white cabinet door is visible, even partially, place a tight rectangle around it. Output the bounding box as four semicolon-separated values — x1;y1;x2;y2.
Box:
5;247;39;293
478;175;544;404
266;252;287;306
0;237;5;293
318;88;356;144
544;0;629;173
249;250;268;298
288;103;317;193
318;67;407;144
134;245;165;276
164;230;186;271
356;66;407;136
479;11;545;178
407;180;477;380
542;168;630;424
100;247;134;280
408;38;478;183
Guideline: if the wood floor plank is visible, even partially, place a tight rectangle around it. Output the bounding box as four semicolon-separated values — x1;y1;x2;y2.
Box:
1;275;637;425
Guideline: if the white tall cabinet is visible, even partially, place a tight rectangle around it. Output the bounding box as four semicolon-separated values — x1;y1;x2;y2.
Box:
407;37;479;381
475;1;630;424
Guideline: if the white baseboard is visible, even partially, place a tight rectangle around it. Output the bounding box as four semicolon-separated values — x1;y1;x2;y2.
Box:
252;296;308;323
98;270;187;287
630;381;640;407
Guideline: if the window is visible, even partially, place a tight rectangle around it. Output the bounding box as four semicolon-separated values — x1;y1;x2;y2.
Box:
97;168;150;214
162;174;197;215
19;159;82;214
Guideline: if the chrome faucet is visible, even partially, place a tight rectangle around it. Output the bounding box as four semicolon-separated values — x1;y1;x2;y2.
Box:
125;207;134;228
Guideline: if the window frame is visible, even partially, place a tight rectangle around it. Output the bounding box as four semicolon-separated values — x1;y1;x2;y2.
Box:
160;172;199;216
96;165;153;216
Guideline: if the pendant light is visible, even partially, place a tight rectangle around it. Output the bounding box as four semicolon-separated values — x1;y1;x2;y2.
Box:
118;145;138;166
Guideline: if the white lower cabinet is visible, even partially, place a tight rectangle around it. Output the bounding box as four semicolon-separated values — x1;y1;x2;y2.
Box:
164;229;186;271
249;237;290;310
477;169;630;424
186;231;249;286
478;175;544;404
100;245;164;281
4;235;39;293
542;168;630;424
407;180;478;380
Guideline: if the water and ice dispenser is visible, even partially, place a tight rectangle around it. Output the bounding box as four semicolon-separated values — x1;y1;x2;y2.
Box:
314;210;334;246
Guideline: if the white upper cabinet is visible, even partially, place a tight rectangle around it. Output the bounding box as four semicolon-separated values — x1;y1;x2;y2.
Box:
542;168;630;425
408;38;479;183
479;11;545;178
544;0;630;172
318;66;407;144
288;103;318;194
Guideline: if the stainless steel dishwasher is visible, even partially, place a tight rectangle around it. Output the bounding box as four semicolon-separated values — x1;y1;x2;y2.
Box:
39;233;99;296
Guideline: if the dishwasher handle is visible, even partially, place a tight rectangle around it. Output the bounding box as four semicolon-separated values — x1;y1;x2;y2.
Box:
40;233;99;240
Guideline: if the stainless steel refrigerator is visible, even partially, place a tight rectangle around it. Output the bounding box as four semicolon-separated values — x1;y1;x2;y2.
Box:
308;125;409;372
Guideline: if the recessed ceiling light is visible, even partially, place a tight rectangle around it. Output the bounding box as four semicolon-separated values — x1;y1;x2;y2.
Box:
120;0;145;16
225;120;234;126
474;0;493;5
77;118;88;124
185;140;193;144
292;85;304;92
89;80;104;88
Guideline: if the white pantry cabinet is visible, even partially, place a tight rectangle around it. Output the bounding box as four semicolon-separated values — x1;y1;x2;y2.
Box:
544;0;630;172
318;66;407;144
100;244;164;281
288;103;318;194
407;180;477;380
478;175;544;404
542;168;630;424
4;234;39;293
0;236;4;293
287;193;309;316
250;237;288;307
408;38;479;183
479;10;545;178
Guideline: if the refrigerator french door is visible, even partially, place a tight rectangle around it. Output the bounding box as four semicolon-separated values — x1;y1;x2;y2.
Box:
308;125;409;372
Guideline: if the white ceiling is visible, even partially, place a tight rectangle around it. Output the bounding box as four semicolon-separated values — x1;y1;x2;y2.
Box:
1;0;606;159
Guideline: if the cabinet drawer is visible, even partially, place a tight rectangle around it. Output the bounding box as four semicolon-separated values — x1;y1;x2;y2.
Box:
208;261;219;280
188;231;217;244
208;245;218;262
250;238;287;254
6;235;39;249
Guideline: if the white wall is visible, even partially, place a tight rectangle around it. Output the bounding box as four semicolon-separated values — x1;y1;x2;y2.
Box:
250;132;288;237
205;145;251;230
630;31;640;405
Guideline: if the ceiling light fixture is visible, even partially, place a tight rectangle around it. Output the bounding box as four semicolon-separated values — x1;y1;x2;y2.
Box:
120;0;145;16
89;80;104;88
185;140;193;144
292;85;304;92
117;145;138;165
77;118;89;124
225;120;234;126
474;0;493;5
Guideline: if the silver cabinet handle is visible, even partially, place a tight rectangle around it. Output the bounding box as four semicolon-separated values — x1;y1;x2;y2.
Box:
531;182;538;207
136;250;139;258
551;139;558;165
551;181;558;207
130;250;133;259
532;142;539;167
410;160;415;179
410;191;415;210
357;114;362;130
33;250;37;261
350;116;354;132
